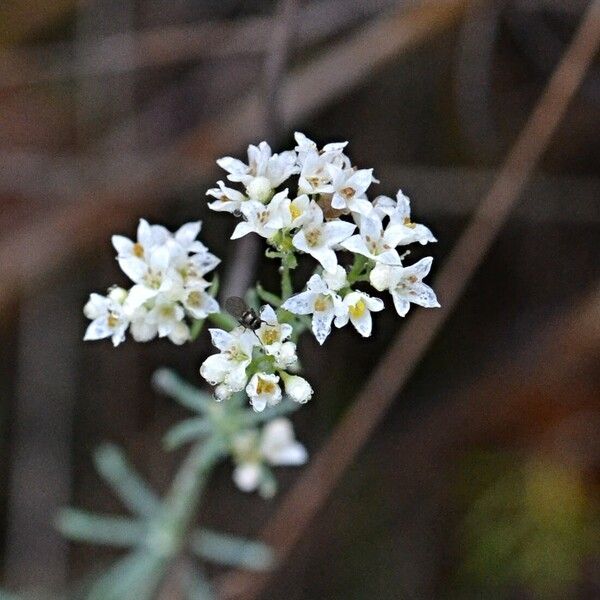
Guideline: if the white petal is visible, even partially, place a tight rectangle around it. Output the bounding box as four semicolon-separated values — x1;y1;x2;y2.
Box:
208;328;231;351
322;220;356;246
230;221;255;240
350;310;373;337
312;305;335;345
175;221;201;246
310;246;338;273
124;284;156;310
391;291;410;317
282;291;315;315
233;463;262;492
111;235;134;256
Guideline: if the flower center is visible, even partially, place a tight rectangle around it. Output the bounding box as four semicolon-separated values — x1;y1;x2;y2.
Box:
260;326;280;345
341;186;355;200
107;312;120;328
187;291;202;307
290;204;302;221
144;269;162;289
403;217;416;229
313;295;331;312
257;377;276;395
304;228;322;247
133;242;144;258
349;298;366;318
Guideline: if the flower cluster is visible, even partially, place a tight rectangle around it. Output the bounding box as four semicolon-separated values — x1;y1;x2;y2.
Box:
200;305;313;410
84;219;220;346
230;417;307;497
208;133;439;345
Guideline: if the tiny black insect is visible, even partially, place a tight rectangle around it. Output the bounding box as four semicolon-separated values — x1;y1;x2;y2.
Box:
224;296;262;331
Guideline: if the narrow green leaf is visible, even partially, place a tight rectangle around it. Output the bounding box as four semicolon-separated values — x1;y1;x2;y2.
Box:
94;444;160;517
56;508;146;547
190;528;274;571
163;418;213;450
153;369;214;414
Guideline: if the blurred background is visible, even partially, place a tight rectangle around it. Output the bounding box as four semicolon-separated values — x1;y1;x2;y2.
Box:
0;0;599;598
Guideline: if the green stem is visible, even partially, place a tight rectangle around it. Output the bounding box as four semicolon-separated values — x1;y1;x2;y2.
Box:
281;261;293;300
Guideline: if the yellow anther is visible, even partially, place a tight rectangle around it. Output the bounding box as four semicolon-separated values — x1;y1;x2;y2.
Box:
349;298;366;318
133;242;144;258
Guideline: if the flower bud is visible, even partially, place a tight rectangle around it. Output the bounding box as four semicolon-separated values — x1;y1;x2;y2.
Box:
246;176;273;203
282;374;313;404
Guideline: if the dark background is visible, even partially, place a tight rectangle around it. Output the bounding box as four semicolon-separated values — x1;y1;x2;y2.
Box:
0;1;598;598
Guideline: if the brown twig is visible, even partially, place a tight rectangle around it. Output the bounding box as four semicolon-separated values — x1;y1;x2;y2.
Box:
217;1;600;597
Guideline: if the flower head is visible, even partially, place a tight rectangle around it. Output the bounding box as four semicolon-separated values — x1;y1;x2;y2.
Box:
246;372;282;412
231;418;307;497
371;257;440;317
281;274;345;344
83;290;129;347
334;290;384;337
292;205;355;273
200;327;258;398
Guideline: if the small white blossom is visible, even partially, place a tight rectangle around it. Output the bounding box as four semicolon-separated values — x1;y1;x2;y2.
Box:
83;292;129;347
274;341;299;369
281;373;313;404
230;191;290;240
231;418;307;496
206;180;247;214
256;305;293;356
200;327;258;397
327;164;374;215
217;141;298;200
286;194;313;228
292;206;355;273
294;132;348;166
145;297;190;345
322;264;347;291
181;285;219;320
378;257;440;317
246;372;282;412
281;274;345;344
260;418;307;465
111;218;170;263
334;290;384;337
120;244;176;311
340;214;406;265
373;190;436;245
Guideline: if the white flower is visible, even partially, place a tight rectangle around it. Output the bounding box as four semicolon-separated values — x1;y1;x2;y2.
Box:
256;305;293;356
281;274;345;344
246;372;282;412
200;327;258;396
286;194;313;228
369;262;394;292
334;291;384;337
297;151;336;195
120;244;177;311
274;341;299;369
327;165;374;215
260;418;307;465
144;297;190;345
217;141;298;199
231;418;307;496
292;205;355;273
294;132;349;174
83;292;129;347
206;180;247;214
340;214;406;265
322;264;347;291
384;257;440;317
230;191;290;240
181;285;219;320
111;218;170;263
373;190;436;245
280;373;313;404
